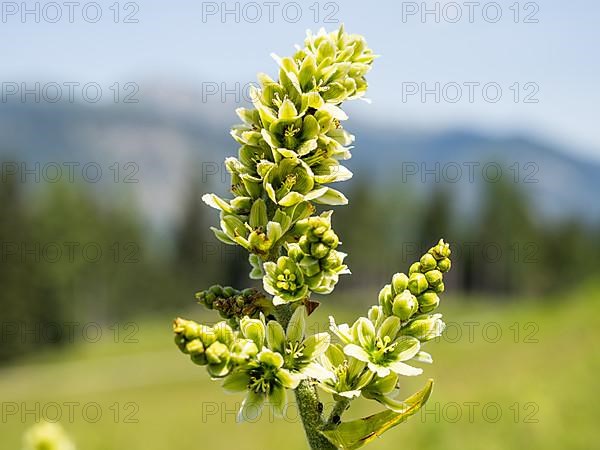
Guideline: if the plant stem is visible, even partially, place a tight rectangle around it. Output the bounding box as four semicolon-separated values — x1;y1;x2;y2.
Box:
326;398;351;427
277;302;338;449
295;380;338;450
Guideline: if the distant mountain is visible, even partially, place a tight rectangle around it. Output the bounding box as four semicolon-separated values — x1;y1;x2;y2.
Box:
1;94;599;227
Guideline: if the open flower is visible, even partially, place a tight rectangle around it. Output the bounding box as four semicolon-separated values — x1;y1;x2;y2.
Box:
318;343;374;400
330;316;422;378
263;256;309;305
266;306;332;381
224;309;332;420
223;348;301;420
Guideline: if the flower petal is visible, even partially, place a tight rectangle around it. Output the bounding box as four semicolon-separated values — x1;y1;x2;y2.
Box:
239;391;264;422
302;332;330;359
266;320;286;353
222;371;250;393
268;385;287;417
286;306;307;342
344;344;370;363
387;360;423;377
302;362;334;381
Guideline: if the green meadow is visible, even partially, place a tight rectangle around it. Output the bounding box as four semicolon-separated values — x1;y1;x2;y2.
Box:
2;283;598;450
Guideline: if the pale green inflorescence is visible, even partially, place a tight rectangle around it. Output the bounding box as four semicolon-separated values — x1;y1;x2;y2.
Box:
175;307;331;419
202;25;375;303
327;240;452;412
173;26;454;448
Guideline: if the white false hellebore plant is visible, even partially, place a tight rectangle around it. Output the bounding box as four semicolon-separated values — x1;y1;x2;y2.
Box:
173;26;453;450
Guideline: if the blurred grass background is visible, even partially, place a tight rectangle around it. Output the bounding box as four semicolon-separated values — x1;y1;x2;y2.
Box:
1;283;597;450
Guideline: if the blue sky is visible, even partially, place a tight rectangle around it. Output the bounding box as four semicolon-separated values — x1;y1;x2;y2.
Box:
2;0;599;160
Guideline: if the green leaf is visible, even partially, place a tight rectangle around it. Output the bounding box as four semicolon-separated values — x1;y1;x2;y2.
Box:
320;379;434;450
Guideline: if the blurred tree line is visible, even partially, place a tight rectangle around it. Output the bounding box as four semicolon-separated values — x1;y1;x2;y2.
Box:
1;162;598;362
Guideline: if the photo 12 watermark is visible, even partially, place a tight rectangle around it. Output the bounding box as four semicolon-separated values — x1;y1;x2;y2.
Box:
1;2;140;24
0;321;140;344
1;162;140;184
1;82;139;104
399;161;540;184
2;401;139;424
0;241;141;264
400;82;540;104
201;2;340;24
401;2;540;24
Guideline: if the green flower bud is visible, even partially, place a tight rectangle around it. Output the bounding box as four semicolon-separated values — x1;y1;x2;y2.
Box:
299;235;311;254
368;305;382;323
409;262;422;275
437;258;451;273
300;255;322;277
206;341;230;365
185;339;205;356
402;314;445;342
191;353;208;366
378;284;393;315
205;293;216;308
424;269;443;288
321;250;344;270
420;253;437;272
408;273;428;295
222;286;238;297
433;282;445;294
418;291;440;313
230;339;259;365
392;291;418;320
430;239;451;260
214;322;235;346
321;229;339;248
311;242;330;259
174;334;187;353
286;243;305;262
391;272;409;295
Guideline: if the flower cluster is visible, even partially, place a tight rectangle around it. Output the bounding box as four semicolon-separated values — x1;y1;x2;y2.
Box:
202;26;375;302
173;26;455;450
325;240;452;411
262;211;349;304
174;307;331;419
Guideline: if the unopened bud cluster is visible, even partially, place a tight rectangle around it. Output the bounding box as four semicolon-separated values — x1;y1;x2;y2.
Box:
195;285;275;328
380;239;451;323
327;240;452;412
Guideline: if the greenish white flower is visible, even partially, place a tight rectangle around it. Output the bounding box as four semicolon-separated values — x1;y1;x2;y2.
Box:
263;256;309;305
223;308;332;420
224;348;301;420
266;307;333;381
400;313;446;342
318;343;374;399
330;316;422;378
